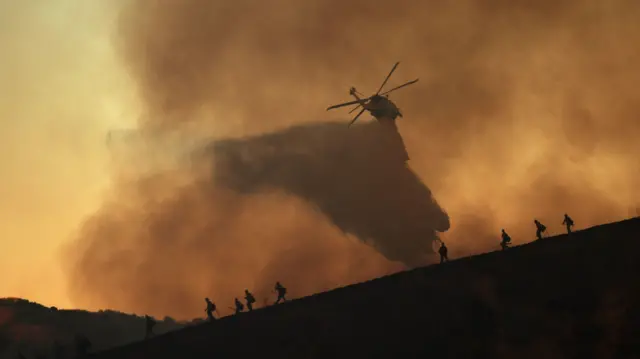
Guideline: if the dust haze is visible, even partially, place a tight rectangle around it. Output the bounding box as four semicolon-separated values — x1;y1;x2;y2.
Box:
66;0;640;319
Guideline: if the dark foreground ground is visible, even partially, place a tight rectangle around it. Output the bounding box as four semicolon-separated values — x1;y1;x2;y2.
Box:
86;217;640;359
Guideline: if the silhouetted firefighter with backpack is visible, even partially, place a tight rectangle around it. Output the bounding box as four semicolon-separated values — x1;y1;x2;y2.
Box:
562;214;574;234
500;229;511;250
534;219;547;240
234;298;244;314
144;315;156;339
205;298;217;321
274;282;287;304
438;242;449;263
244;290;256;311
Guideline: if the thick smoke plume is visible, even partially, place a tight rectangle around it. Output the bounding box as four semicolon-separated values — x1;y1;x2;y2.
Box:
66;0;640;319
209;121;450;265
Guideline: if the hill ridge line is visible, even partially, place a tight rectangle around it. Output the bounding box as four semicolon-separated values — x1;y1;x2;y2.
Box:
88;216;639;358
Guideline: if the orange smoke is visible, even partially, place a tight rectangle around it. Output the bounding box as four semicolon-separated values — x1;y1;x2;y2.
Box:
65;0;640;320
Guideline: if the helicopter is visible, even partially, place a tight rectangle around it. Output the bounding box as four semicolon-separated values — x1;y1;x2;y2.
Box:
326;62;419;127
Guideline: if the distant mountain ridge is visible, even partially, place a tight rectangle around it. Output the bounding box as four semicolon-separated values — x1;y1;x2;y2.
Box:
0;298;189;358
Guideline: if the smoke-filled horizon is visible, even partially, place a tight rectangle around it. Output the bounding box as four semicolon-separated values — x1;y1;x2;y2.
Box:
66;0;640;320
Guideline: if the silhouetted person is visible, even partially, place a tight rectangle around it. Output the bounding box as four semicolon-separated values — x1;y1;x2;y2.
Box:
234;298;244;314
145;315;156;339
244;290;256;311
74;335;91;358
500;229;511;250
438;242;449;263
205;298;217;321
534;219;547;240
562;214;574;234
274;282;287;304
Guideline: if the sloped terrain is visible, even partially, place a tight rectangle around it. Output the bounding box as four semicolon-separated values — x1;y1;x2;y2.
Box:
88;217;640;359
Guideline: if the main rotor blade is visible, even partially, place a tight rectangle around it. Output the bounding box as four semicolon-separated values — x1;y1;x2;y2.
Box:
326;98;368;111
380;78;419;96
376;62;400;95
348;103;363;114
348;108;366;127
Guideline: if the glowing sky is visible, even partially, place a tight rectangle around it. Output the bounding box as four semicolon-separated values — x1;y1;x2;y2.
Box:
0;0;136;308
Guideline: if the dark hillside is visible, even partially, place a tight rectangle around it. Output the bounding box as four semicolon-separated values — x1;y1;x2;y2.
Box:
89;217;640;359
0;301;185;358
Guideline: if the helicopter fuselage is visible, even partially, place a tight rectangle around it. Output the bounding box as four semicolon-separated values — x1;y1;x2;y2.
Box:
365;95;402;121
351;93;403;122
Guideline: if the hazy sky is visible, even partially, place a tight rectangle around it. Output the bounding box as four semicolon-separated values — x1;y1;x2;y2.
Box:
0;0;136;308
